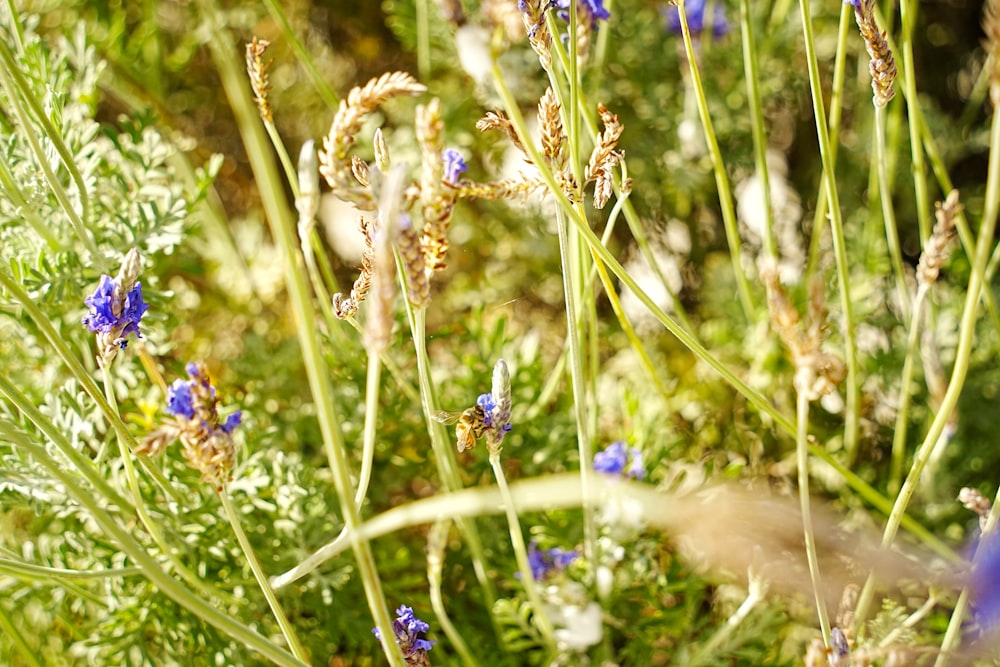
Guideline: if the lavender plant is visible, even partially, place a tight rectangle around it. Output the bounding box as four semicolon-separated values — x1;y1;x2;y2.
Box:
3;0;1000;665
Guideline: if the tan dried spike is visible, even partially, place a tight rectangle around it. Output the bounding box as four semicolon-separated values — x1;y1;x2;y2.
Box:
850;0;896;107
416;99;458;273
538;87;565;164
374;128;390;173
318;71;426;209
455;177;549;202
352;156;371;187
585;104;625;209
332;217;376;319
245;37;273;123
476;111;527;156
917;189;960;287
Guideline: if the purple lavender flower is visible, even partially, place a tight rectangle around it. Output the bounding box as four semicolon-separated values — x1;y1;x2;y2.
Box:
373;605;436;662
844;0;863;10
442;148;467;186
221;411;242;434
972;531;1000;630
594;441;644;480
82;275;149;348
522;541;579;580
555;0;611;24
664;0;728;38
166;379;195;419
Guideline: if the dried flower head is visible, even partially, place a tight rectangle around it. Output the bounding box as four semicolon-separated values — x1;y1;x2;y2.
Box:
139;362;240;491
245;37;273;123
482;358;513;456
916;189;961;287
398;214;429;308
373;605;436;666
416;99;461;273
847;0;896;107
960;487;992;531
332;217;376;319
585;103;624;209
82;248;149;367
319;71;426;210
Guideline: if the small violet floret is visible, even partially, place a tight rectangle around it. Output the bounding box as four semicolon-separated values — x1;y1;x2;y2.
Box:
166;379;196;419
594;441;645;480
373;605;436;660
972;531;1000;630
221;411;243;434
522;541;579;580
82;275;149;348
442;148;467;186
664;0;728;38
555;0;611;23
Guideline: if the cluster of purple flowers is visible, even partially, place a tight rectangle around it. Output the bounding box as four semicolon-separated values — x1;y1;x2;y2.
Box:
167;362;243;434
82;274;149;350
523;541;579;580
594;441;645;480
373;605;436;664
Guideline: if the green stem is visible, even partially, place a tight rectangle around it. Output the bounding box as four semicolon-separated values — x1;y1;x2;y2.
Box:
795;390;832;646
489;454;557;653
874;104;912;321
739;0;778;260
898;0;931;243
796;0;860;471
888;286;928;495
426;521;478;667
415;0;431;80
192;1;403;661
260;0;340;109
855;91;1000;634
555;207;598;574
677;2;754;321
355;353;382;506
0;420;305;666
0;599;43;667
0;43;98;260
220;489;309;662
0;557;142;582
685;574;764;667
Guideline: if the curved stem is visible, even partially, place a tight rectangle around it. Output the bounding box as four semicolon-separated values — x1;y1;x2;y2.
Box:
220;489;309;662
426;521;478;667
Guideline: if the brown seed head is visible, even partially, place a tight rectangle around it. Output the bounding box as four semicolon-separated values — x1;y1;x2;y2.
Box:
245;37;273;123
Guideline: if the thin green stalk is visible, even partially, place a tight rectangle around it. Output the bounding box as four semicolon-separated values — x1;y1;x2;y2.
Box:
488;53;954;562
489;453;557;653
555;207;598;574
874;104;912;321
415;0;430;80
0;38;92;235
0;154;60;249
264;121;299;201
795;390;832;646
355;353;382;506
796;0;860;468
426;521;477;667
2;0;25;52
855;96;1000;634
219;489;309;662
677;3;754;321
0;421;305;666
405;306;502;640
0;45;98;260
101;365;227;605
898;0;931;242
739;0;778;260
260;0;340;109
0;600;43;667
685;572;765;667
193;2;403;661
888;286;928;495
0;557;142;582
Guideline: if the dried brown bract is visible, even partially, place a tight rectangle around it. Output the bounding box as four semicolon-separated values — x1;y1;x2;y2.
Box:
538;87;565;165
916;189;960;287
959;486;992;531
398;214;429;308
476;111;528;156
455;177;549;202
416;98;459;273
849;0;896;107
761;262;845;401
319;71;426;210
332;217;376;319
585;104;625;209
245;37;273;123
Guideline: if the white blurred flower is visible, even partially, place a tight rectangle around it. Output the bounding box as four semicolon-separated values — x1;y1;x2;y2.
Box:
551;602;603;652
736;149;804;283
456;25;492;87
